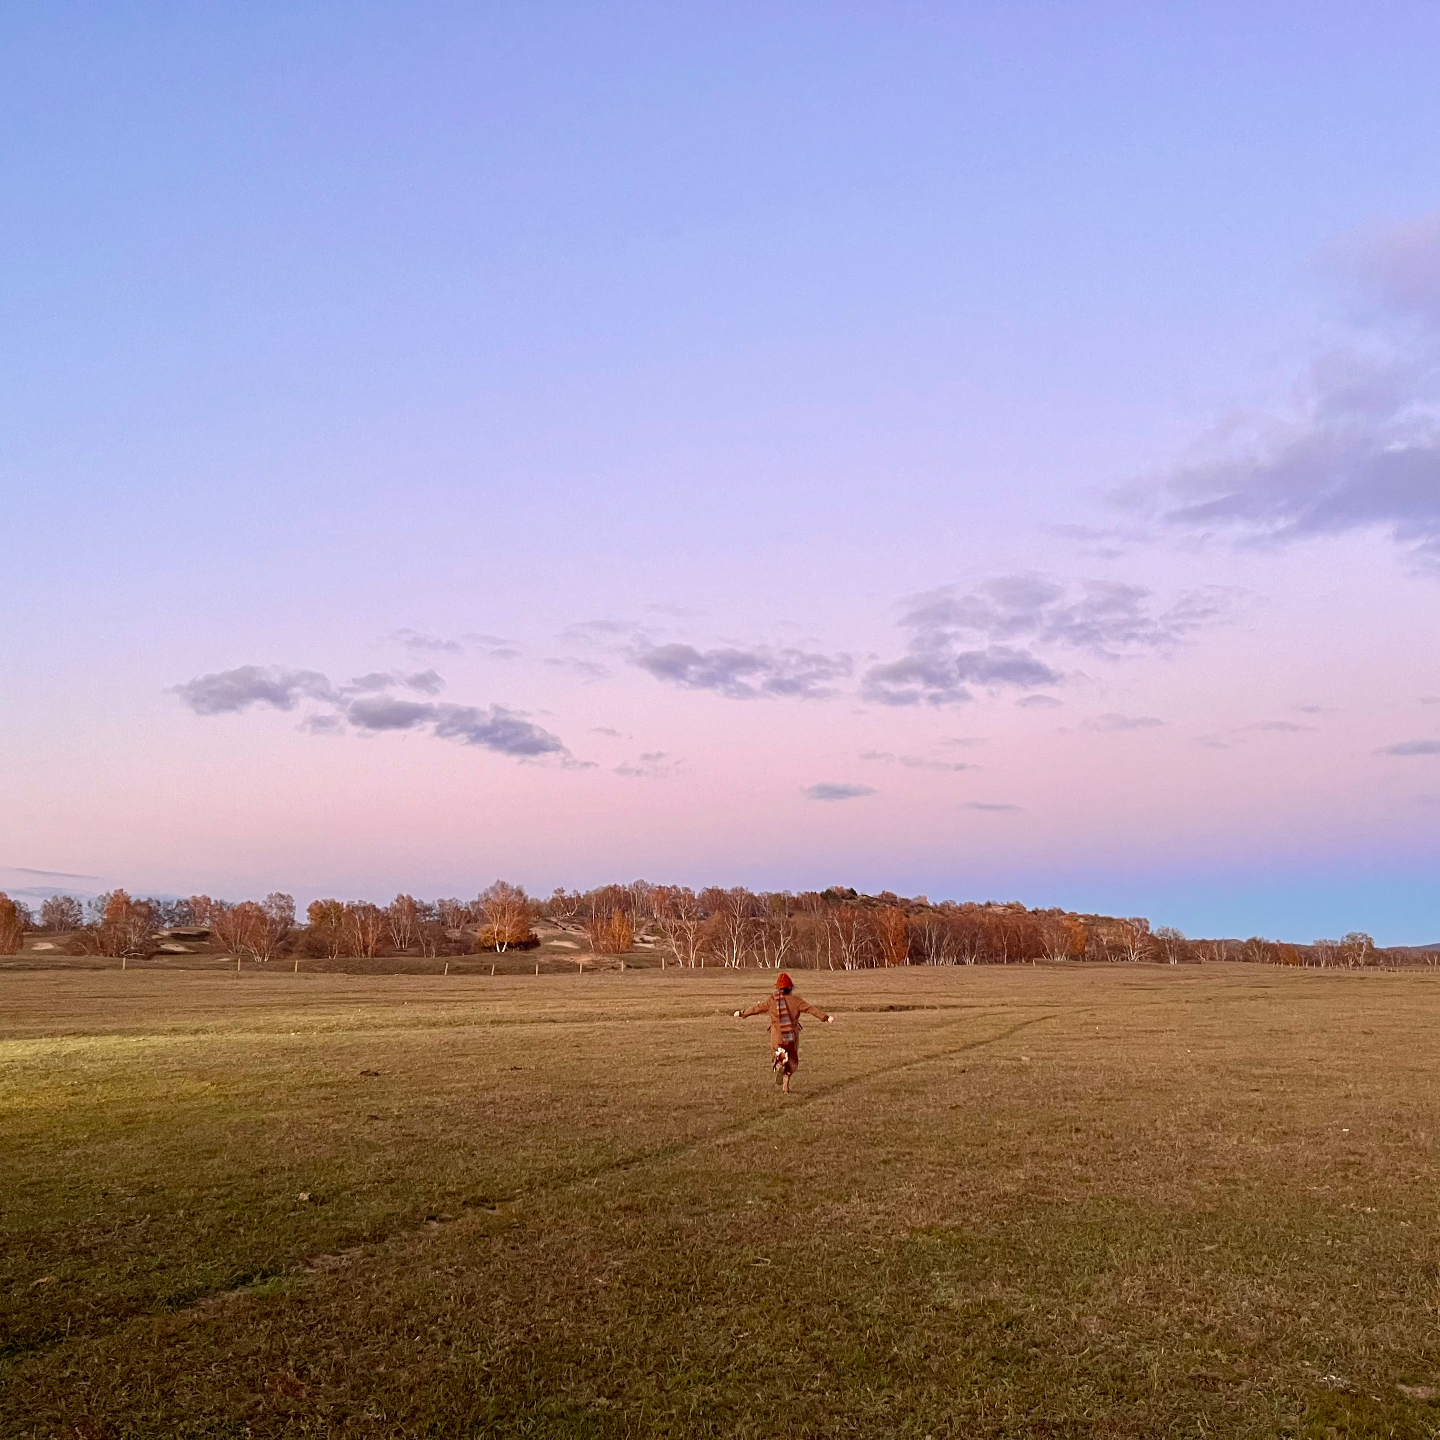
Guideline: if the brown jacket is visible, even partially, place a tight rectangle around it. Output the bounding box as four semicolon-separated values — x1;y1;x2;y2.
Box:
738;992;830;1048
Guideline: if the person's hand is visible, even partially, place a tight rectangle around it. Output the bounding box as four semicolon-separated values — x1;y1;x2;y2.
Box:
733;1010;741;1018
826;1015;835;1023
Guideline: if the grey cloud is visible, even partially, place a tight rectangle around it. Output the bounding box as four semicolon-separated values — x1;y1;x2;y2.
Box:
589;726;626;737
347;696;439;731
634;643;851;700
430;705;567;757
388;628;464;654
861;574;1232;708
1140;216;1440;570
862;646;1060;708
1422;696;1440;706
349;670;444;695
803;782;877;801
177;663;568;761
1381;739;1440;756
1241;720;1317;733
893;575;1236;659
171;665;337;715
1016;694;1063;709
1083;713;1166;732
965;802;1020;811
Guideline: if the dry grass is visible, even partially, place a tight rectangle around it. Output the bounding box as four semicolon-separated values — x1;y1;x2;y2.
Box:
5;964;1440;1437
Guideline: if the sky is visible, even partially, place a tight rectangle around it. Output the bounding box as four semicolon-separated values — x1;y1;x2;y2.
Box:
4;2;1440;942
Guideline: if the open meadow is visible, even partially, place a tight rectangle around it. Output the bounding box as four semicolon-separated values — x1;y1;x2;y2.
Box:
5;963;1440;1438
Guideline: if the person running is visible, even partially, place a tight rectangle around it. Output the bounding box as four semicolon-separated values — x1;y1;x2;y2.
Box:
734;972;833;1093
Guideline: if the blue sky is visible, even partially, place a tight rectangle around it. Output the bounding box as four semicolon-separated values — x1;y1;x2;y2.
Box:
5;3;1440;941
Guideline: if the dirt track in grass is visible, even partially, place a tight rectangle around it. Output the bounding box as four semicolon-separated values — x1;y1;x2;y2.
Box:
5;964;1440;1437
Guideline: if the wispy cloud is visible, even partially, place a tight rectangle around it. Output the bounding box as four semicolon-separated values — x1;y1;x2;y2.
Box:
615;751;680;778
385;629;519;659
861;574;1234;707
1240;720;1317;733
634;643;852;700
349;669;444;695
1380;738;1440;756
964;802;1020;812
546;657;613;682
386;628;464;654
859;750;973;772
1134;214;1440;572
2;865;100;880
803;782;876;801
1082;713;1166;732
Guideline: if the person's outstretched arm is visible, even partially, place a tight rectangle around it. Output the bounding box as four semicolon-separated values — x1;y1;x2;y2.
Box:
794;997;835;1023
733;1000;769;1019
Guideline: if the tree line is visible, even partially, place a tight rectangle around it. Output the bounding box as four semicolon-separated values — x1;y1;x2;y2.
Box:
0;881;1413;970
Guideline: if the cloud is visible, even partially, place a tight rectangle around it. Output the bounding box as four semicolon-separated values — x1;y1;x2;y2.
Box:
860;750;972;772
860;574;1234;707
893;575;1235;658
1083;713;1166;732
175;663;568;760
347;696;440;731
862;647;1062;708
1380;739;1440;756
1137;215;1440;570
429;705;566;757
614;750;680;778
349;669;445;695
1016;693;1063;709
3;865;100;880
1422;696;1440;706
385;629;518;659
634;643;852;700
1240;720;1317;733
171;665;337;715
546;657;613;682
299;714;346;736
590;726;626;738
803;782;876;801
387;628;464;654
964;802;1020;811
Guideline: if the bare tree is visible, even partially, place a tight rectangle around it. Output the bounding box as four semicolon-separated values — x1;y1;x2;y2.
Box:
40;894;84;933
1341;931;1376;969
386;894;421;952
343;903;386;958
261;893;295;958
1154;926;1187;965
656;889;706;968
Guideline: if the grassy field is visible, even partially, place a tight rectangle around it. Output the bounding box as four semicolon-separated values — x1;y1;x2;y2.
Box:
5;964;1440;1438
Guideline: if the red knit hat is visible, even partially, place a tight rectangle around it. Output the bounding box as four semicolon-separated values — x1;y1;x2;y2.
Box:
775;972;793;990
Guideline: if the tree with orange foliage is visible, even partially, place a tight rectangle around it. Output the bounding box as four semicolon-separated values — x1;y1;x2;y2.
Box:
91;890;157;958
478;880;535;951
0;893;23;955
588;910;634;955
874;907;909;966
